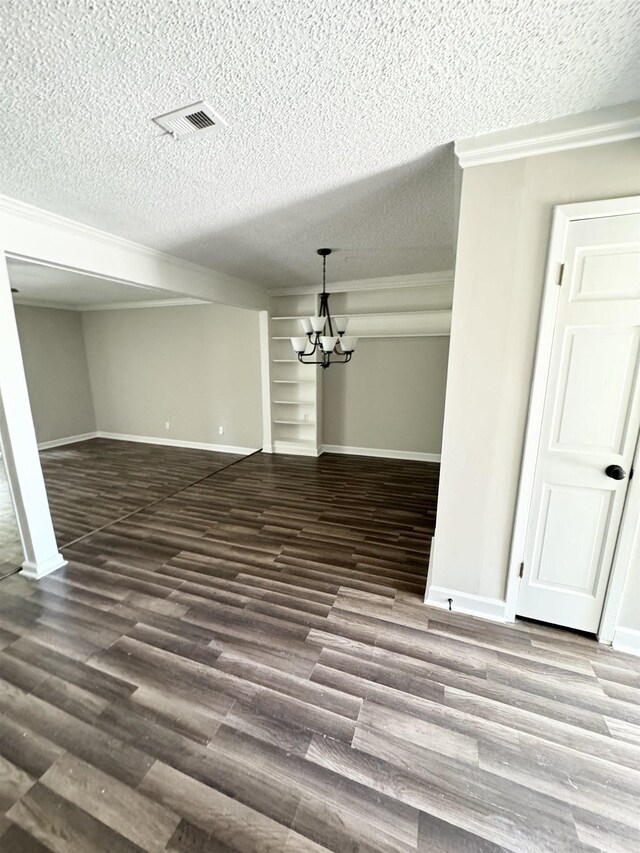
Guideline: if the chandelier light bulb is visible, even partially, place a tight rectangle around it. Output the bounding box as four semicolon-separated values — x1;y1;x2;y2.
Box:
339;336;358;352
291;336;309;353
320;335;338;352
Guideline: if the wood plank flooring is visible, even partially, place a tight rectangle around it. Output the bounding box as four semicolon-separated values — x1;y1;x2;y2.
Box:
0;441;639;852
40;438;245;547
0;458;23;577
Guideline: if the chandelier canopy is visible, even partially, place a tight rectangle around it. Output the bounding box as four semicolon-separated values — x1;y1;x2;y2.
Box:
290;249;358;368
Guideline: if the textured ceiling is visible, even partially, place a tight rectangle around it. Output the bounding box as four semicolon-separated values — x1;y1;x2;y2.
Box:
1;1;638;289
7;259;189;309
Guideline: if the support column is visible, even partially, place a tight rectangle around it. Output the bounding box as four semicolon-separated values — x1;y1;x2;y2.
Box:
0;253;65;579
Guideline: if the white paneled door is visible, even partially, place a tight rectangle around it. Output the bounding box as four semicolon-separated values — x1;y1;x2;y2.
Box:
517;212;640;632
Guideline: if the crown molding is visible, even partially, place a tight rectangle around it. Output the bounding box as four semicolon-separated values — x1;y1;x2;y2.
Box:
80;297;208;312
268;270;454;297
0;195;263;298
12;298;74;311
455;100;640;168
13;297;208;312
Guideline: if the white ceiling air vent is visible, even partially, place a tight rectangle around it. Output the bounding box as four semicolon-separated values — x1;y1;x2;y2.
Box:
152;101;227;140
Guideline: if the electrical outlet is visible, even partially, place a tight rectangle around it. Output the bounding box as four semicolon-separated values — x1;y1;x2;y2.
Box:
218;426;224;435
165;422;170;430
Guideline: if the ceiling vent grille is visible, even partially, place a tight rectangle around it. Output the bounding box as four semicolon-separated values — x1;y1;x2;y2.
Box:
152;101;226;140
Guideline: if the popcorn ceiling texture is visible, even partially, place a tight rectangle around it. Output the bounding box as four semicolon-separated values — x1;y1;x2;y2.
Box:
1;0;638;288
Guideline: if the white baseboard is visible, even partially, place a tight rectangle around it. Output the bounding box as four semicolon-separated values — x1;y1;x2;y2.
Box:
321;444;441;463
37;431;258;456
96;432;258;456
425;584;507;623
612;626;640;657
38;432;98;450
273;440;320;457
426;534;437;593
20;553;67;580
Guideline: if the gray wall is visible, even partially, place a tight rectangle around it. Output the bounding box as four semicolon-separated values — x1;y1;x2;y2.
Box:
432;138;640;609
15;305;96;443
323;336;449;454
82;303;263;450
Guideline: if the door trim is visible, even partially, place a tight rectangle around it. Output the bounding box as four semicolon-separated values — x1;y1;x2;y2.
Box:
504;195;640;641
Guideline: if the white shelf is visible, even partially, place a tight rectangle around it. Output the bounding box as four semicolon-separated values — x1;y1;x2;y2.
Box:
272;309;451;339
272;379;314;384
271;359;298;363
272;438;319;457
272;316;317;321
271;309;451;321
273;399;314;405
274;418;315;425
358;333;450;338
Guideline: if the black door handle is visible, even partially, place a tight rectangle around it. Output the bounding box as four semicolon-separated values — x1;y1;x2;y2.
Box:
605;465;627;480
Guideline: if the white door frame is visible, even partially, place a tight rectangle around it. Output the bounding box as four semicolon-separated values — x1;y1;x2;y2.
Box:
505;195;640;642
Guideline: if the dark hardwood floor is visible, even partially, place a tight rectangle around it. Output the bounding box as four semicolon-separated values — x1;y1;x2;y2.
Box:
0;442;639;852
0;459;23;577
40;438;244;548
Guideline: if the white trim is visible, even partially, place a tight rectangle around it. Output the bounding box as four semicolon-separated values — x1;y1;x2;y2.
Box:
20;552;67;580
455;101;640;168
425;585;506;623
96;431;258;456
14;296;209;313
322;444;441;463
79;298;208;312
0;199;255;292
612;627;640;657
269;271;453;297
38;432;98;450
0;252;66;579
272;440;320;457
505;196;640;642
259;311;273;453
599;433;640;644
36;430;258;455
425;534;437;600
0;200;267;310
13;299;91;311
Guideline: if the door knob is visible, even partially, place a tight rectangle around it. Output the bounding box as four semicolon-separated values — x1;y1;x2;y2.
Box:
605;465;627;480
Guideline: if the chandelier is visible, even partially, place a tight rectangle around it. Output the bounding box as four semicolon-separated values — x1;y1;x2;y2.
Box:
290;249;358;368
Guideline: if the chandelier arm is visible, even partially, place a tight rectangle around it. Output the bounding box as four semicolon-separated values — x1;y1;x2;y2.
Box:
305;334;320;356
297;354;327;365
330;352;352;364
298;349;351;366
294;248;354;369
324;293;335;337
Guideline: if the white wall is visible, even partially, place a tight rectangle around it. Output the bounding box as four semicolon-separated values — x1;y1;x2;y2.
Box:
431;139;640;609
82;303;263;451
15;305;96;444
323;336;449;455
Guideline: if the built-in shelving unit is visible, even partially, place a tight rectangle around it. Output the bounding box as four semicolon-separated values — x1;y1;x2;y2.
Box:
267;292;322;455
266;272;454;456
